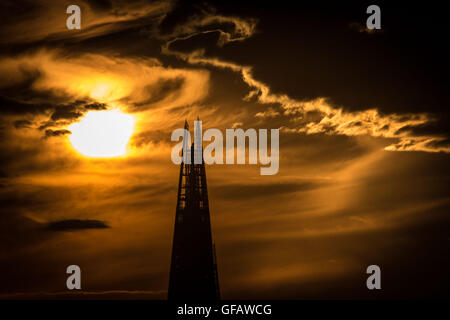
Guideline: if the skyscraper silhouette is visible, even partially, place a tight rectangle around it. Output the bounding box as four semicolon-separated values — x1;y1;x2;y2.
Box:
168;120;220;300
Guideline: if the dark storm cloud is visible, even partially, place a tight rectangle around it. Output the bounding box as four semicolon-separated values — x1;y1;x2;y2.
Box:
45;219;110;231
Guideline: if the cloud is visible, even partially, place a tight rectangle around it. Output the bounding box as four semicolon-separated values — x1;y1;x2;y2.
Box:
159;11;448;153
44;129;71;137
13;120;32;129
85;102;108;110
51;107;82;121
213;181;325;200
231;122;243;129
160;12;258;45
0;49;210;112
0;48;211;157
0;1;448;299
0;0;174;44
45;219;110;231
255;108;279;118
385;137;450;153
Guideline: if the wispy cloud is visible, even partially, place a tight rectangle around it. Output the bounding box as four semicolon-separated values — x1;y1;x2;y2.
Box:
0;0;173;44
159;11;448;153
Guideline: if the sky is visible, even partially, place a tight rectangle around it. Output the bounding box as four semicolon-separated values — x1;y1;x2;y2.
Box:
0;0;449;299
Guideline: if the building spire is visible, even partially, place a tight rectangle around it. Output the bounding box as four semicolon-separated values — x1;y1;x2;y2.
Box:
168;119;220;300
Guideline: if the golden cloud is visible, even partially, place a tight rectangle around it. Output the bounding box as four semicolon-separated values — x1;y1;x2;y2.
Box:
0;49;210;111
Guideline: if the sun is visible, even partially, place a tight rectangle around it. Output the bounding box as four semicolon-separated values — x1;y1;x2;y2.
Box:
68;110;135;158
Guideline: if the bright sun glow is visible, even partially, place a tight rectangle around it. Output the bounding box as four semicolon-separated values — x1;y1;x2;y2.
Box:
68;110;135;158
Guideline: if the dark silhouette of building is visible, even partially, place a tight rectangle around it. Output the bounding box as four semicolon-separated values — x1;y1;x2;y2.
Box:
168;120;220;300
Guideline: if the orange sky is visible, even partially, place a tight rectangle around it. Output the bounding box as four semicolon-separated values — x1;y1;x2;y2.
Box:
0;0;449;299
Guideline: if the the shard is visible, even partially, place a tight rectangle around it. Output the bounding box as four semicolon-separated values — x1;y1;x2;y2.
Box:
168;119;220;300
